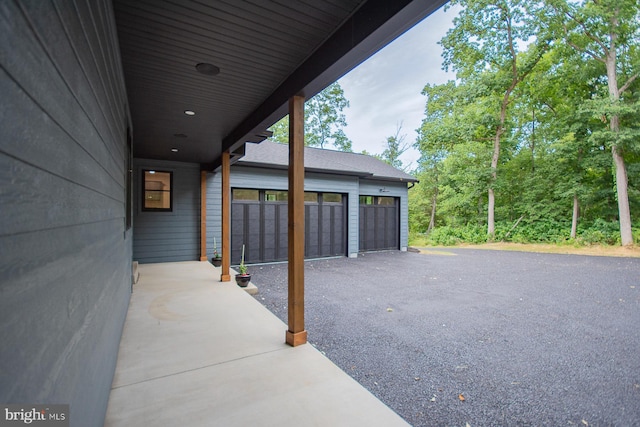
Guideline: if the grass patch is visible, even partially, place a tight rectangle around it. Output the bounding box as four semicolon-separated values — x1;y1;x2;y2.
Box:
409;241;640;258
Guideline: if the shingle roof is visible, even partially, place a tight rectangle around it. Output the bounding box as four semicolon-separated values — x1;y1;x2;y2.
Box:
237;140;418;183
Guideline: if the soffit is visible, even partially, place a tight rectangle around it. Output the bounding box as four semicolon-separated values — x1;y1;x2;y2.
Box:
113;0;447;168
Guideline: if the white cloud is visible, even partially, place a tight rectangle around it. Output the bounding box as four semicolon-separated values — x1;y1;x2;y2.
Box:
338;4;460;170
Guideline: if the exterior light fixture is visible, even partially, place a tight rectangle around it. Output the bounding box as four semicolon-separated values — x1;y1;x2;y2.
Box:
171;148;179;152
184;110;195;116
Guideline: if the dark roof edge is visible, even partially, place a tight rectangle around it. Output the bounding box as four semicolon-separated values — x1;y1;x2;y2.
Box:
232;162;375;179
220;0;448;156
360;175;419;183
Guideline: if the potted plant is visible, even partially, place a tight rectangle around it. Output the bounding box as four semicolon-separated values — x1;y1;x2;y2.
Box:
235;244;251;287
211;237;222;267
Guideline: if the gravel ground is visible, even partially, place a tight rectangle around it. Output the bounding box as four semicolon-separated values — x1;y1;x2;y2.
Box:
249;249;640;427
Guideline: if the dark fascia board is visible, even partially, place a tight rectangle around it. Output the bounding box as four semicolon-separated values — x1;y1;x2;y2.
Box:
231;161;375;179
206;0;447;170
360;175;419;184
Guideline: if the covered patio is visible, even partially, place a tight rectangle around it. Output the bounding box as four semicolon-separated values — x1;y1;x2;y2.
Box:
117;0;447;347
105;262;408;426
0;2;447;426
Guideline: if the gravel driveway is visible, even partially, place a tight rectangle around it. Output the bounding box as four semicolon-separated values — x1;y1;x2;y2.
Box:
250;249;640;427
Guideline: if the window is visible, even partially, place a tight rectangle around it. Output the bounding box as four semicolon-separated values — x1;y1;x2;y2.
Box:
142;170;172;211
233;189;259;201
376;196;395;206
304;192;318;202
359;196;394;205
265;190;288;202
323;193;342;203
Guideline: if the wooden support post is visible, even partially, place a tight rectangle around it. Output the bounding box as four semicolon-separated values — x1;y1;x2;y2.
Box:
200;170;208;261
220;151;231;282
286;95;307;347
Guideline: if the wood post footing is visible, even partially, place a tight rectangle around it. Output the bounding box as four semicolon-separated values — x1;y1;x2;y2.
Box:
286;330;307;347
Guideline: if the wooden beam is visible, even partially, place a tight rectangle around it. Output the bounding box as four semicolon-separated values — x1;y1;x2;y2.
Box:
220;151;231;282
200;171;208;261
286;95;307;347
220;0;447;156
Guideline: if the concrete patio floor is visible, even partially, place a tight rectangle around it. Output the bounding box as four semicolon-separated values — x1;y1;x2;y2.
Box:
104;261;408;427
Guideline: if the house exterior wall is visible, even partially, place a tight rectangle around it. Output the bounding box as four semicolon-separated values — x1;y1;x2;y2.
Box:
0;2;132;426
133;159;201;263
358;180;410;251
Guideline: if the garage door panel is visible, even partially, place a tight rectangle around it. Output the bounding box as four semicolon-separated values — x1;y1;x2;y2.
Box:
246;204;261;263
278;204;288;259
263;204;277;252
306;205;319;258
231;204;246;262
385;206;397;249
232;191;344;263
327;204;344;255
321;205;331;255
359;199;398;252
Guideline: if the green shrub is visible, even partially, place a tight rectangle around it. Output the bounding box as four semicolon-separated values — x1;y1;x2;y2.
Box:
414;218;629;246
575;219;620;245
420;224;487;246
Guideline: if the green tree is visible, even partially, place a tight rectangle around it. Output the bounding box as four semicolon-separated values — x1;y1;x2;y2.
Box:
269;82;353;151
546;0;640;245
440;0;551;239
415;81;467;233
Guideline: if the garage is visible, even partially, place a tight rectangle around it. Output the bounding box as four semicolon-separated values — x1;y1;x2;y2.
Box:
359;195;399;252
231;189;346;264
207;141;416;262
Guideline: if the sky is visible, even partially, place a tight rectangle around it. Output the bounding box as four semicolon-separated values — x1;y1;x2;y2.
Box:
338;4;460;170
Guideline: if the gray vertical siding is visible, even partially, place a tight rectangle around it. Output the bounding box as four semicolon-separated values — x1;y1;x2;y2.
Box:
358;180;410;250
133;160;201;263
0;1;131;427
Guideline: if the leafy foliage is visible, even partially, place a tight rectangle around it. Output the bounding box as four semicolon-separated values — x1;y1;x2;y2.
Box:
410;0;639;247
269;82;353;151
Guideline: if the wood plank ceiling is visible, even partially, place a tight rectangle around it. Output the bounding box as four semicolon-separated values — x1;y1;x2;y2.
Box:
113;0;447;169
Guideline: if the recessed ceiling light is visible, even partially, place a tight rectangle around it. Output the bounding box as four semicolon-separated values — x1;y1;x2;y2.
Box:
184;110;195;116
196;63;220;76
171;148;179;152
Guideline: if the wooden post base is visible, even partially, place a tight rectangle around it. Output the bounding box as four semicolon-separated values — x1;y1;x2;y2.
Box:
220;274;231;282
286;330;307;347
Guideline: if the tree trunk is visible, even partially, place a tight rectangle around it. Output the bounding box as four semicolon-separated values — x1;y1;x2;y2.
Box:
488;91;510;240
613;144;633;245
604;27;633;246
427;186;438;233
571;194;579;239
487;188;496;239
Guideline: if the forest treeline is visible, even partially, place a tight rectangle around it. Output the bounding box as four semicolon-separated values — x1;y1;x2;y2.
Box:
410;0;639;246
